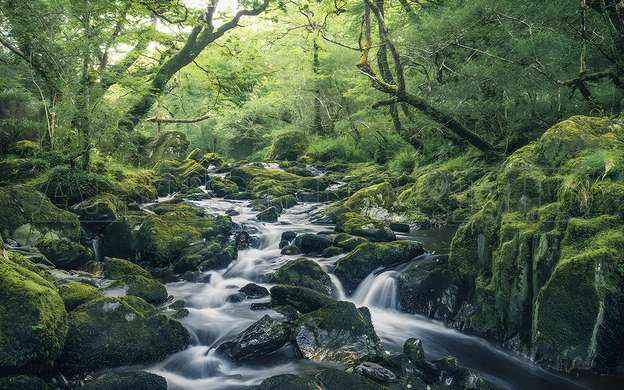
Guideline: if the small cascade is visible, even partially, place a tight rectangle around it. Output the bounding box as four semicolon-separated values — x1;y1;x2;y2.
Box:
91;237;102;261
351;270;399;309
329;274;347;300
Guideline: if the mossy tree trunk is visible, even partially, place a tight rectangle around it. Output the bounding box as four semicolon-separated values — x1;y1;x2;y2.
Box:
119;0;269;132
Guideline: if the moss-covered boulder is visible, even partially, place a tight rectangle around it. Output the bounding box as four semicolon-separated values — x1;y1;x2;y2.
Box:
208;177;239;197
270;285;335;314
81;371;167;390
0;185;80;242
71;193;127;223
293;301;382;364
100;212;146;260
107;275;168;304
0;253;68;370
445;116;624;373
39;166;117;207
335;240;424;292
268;131;308;161
11;140;41;157
36;237;93;270
0;158;48;184
104;258;152;279
216;315;289;361
333;233;368;252
228;165;301;198
293;233;333;254
61;296;190;373
175;241;237;273
57;282;102;311
154;159;207;188
270;258;334;295
135;204;231;267
334;212;396;242
199;152;224;168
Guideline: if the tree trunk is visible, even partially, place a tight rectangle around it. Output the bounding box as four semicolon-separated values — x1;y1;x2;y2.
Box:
119;0;268;132
312;38;324;134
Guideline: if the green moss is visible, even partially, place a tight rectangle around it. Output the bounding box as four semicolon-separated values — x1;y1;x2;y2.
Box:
108;275;168;304
104;258;152;280
38;166;117;207
58;282;102;311
316;368;382;390
11;140;41;158
71;193;127;222
208;177;239;196
335;240;423;291
268;131;308;161
344;182;394;212
333;233;367;252
0;185;80;241
135;205;231;266
270;258;333;295
0;253;68;370
0;158;48;184
118;171;158;203
199;152;224;168
36;237;93;270
254;374;317;390
61;296;190;373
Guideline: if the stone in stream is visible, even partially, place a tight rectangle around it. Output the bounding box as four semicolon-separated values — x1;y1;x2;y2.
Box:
256;206;279;222
0;376;50;390
350;225;396;242
293;233;333;254
321;246;343;257
270;258;334;295
316;368;382;390
293;301;383;364
239;283;269;298
355;362;398;383
250;302;272;311
334;240;424;292
270;285;334;314
60;296;190;373
281;231;297;242
389;222;411;233
333;233;367;252
215;315;289;361
81;371;167;390
226;292;247;303
253;374;317;390
280;245;300;255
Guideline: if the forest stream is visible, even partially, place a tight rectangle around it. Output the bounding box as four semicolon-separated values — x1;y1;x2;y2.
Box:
145;172;602;390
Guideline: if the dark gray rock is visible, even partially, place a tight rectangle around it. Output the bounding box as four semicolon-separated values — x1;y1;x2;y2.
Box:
250;302;272;311
280;245;300;255
293;233;333;254
253;374;317;390
355;362;398;383
216;315;289;361
321;246;343;258
239;283;269;299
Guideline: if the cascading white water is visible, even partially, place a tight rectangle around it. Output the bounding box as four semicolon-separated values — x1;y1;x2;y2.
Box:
351;270;398;309
146;177;590;390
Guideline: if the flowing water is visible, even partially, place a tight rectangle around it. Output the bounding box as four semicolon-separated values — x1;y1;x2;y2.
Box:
147;190;612;390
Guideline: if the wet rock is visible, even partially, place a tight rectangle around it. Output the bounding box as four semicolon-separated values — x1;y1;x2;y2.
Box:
403;337;425;362
180;270;212;283
281;231;297;242
250;302;272;311
316;368;382;390
334;240;424;292
389;223;410;233
257;206;279;223
297;191;338;203
351;225;396;242
239;283;269;299
226;292;247;303
81;371;167;390
293;233;333;254
280;245;300;255
398;256;458;321
173;308;189;319
225;209;240;216
253;374;317;390
270;285;334;314
321;246;343;257
279;239;289;249
270;258;334;295
216;315;289;361
60;296;190;373
71;193;126;224
36;237;93;270
235;231;251;249
355;362;398;383
333;233;367;252
294;301;382;364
